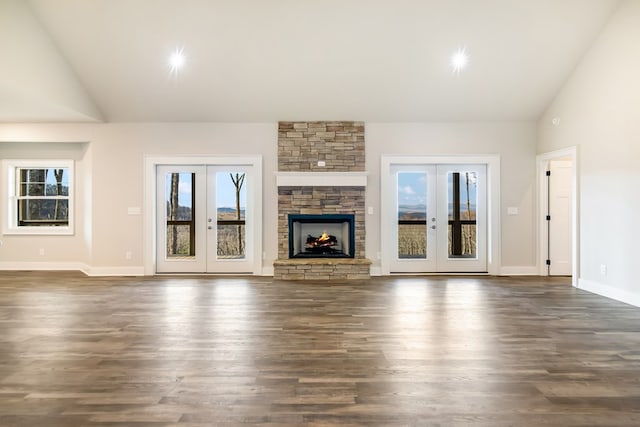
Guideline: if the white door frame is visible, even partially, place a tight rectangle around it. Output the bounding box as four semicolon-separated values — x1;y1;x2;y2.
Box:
144;155;262;275
536;147;579;286
381;155;501;275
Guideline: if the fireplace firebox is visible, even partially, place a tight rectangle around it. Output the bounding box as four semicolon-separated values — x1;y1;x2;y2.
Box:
288;214;355;258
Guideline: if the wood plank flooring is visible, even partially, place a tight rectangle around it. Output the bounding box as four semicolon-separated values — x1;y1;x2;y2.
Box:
1;272;640;426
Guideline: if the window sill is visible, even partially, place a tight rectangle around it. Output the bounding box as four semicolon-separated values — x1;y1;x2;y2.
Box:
3;227;74;236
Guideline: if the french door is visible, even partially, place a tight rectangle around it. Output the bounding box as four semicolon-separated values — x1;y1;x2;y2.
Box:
386;163;487;273
155;164;256;273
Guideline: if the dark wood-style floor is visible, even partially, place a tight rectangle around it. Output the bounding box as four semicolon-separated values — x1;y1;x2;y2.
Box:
1;272;640;426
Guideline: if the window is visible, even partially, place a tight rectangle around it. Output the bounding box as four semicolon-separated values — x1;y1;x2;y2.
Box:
3;160;74;235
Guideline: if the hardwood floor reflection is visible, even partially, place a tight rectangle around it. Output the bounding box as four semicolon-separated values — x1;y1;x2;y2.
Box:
1;272;640;426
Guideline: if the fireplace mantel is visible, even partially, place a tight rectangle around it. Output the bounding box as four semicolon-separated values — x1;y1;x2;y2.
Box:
275;171;367;187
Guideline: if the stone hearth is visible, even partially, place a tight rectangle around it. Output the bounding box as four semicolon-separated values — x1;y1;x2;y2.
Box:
273;258;371;281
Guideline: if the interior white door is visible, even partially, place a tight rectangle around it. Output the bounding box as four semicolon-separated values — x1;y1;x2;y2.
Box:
156;164;255;273
387;163;487;273
548;160;572;276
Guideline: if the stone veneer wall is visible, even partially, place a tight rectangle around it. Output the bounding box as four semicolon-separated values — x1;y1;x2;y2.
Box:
275;121;370;280
278;121;365;172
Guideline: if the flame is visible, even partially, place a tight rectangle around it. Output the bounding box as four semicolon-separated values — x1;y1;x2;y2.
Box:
318;231;329;241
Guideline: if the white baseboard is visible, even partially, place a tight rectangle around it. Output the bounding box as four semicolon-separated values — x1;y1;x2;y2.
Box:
499;266;539;276
578;278;640;308
369;266;382;276
260;266;274;276
0;262;554;281
0;262;145;276
0;261;90;273
85;266;145;276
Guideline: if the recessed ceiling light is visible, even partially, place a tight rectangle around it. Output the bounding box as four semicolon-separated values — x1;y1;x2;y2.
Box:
169;47;185;74
451;47;469;74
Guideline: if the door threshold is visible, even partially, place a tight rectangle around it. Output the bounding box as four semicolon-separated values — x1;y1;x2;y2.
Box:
154;272;254;276
389;272;490;276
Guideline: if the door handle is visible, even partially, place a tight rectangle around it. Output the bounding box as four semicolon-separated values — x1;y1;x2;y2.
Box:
431;225;436;230
208;226;213;230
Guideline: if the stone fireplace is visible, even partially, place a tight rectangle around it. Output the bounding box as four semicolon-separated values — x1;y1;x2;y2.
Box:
273;121;371;280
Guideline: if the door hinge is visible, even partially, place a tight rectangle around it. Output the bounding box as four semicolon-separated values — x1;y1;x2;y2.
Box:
546;170;551;176
546;215;551;221
546;259;551;266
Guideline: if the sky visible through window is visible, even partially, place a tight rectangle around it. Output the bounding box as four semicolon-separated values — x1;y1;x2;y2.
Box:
43;169;69;187
167;172;246;210
398;172;427;207
22;168;69;187
397;171;477;211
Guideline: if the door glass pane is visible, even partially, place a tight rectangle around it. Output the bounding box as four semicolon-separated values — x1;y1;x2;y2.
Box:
166;225;193;257
216;172;246;259
447;171;477;258
397;172;427;259
165;173;195;258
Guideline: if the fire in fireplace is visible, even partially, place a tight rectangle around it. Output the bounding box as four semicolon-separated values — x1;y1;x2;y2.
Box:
288;214;355;258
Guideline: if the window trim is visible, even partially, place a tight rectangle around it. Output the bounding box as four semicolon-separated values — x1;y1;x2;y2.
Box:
2;159;74;235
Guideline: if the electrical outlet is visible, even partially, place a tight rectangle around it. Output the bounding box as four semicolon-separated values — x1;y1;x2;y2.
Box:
600;264;607;276
39;248;45;256
125;251;132;260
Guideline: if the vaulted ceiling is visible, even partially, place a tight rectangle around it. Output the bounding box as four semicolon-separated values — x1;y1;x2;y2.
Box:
1;0;620;122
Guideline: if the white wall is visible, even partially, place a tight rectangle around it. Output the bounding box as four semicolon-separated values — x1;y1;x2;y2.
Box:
0;121;537;275
366;122;537;274
0;141;91;270
538;0;640;305
0;0;102;122
0;123;278;275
